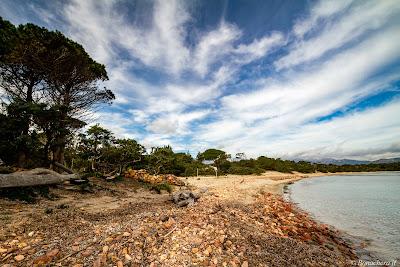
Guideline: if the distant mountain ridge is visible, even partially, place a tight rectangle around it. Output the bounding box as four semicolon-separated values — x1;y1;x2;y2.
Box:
310;157;400;165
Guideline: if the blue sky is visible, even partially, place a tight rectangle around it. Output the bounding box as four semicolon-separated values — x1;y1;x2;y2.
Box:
2;0;400;160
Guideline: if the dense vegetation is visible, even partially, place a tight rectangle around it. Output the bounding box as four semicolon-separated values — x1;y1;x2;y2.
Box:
62;126;400;176
0;17;114;169
1;18;399;177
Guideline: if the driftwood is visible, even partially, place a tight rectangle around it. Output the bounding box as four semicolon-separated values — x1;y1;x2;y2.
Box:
0;168;77;188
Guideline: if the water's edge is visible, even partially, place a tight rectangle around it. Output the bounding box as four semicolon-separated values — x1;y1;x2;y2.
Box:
283;176;382;261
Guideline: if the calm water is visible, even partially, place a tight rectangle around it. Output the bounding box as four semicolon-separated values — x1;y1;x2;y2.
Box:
288;172;400;261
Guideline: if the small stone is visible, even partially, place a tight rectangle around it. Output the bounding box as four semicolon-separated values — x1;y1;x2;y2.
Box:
102;245;109;253
122;232;130;237
164;217;176;229
203;246;212;256
47;248;59;258
72;245;80;252
93;257;101;267
0;248;7;253
241;261;249;267
81;248;93;257
191;247;199;253
104;237;113;242
73;264;84;267
117;260;124;267
14;254;25;261
125;254;132;261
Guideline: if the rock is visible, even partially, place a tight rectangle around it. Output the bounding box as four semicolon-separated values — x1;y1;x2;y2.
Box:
28;231;35;237
191;247;199;253
0;247;7;254
241;261;249;267
82;248;93;257
14;254;25;261
172;190;200;207
117;260;124;267
124;254;132;261
164;217;176;229
122;232;130;237
203;246;212;256
47;248;59;258
102;245;109;253
93;257;101;267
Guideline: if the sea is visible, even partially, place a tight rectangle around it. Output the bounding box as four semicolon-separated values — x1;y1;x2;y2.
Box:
287;172;400;261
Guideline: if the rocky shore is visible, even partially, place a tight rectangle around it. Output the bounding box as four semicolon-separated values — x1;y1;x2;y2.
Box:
0;174;358;266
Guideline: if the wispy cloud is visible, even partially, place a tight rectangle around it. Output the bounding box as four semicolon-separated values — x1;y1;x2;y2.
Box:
2;0;400;159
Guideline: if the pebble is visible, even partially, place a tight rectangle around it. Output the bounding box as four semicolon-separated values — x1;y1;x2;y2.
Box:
125;253;132;261
14;254;25;261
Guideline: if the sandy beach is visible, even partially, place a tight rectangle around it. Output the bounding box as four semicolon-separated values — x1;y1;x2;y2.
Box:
0;172;358;266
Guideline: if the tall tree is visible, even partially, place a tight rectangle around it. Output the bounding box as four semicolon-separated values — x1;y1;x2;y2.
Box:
43;38;114;166
0;20;51;166
0;17;114;168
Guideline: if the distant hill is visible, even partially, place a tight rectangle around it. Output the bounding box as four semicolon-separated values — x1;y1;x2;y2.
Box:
311;157;400;165
371;157;400;164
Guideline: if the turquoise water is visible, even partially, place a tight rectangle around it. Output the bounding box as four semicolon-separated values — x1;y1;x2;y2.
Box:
288;172;400;261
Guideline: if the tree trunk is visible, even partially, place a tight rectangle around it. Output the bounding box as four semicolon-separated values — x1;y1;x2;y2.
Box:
16;80;35;168
52;135;66;173
17;151;26;168
0;168;76;188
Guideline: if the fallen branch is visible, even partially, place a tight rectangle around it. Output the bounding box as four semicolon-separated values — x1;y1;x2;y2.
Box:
53;162;74;174
0;168;77;188
163;225;177;238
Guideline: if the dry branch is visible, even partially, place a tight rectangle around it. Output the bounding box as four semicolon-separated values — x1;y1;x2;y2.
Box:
0;168;77;188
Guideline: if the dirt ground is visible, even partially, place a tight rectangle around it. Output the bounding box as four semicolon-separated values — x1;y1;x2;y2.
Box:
0;172;357;266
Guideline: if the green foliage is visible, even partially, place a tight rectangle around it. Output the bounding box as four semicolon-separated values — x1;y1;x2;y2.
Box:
150;182;173;194
197;148;226;160
147;146;177;175
0;17;114;167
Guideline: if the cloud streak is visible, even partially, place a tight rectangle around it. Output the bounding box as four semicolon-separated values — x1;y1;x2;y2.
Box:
1;0;399;159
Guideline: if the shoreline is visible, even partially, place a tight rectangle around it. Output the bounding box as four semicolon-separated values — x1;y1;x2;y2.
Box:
268;170;388;195
282;172;392;262
186;171;391;263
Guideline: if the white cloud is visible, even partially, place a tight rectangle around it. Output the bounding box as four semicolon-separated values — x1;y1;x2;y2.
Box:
147;109;210;135
293;0;354;38
194;25;400;159
276;0;400;70
3;0;398;159
192;23;241;76
88;111;138;140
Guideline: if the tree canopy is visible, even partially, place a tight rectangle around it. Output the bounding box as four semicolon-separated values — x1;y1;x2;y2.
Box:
0;17;114;168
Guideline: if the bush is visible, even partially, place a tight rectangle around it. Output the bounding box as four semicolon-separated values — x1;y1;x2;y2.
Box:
150;182;173;194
